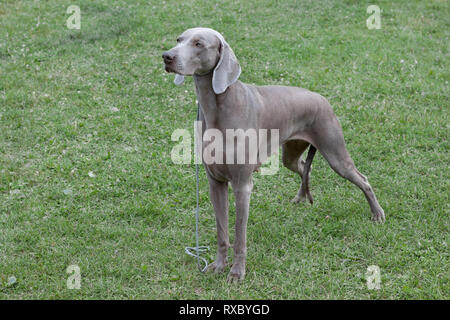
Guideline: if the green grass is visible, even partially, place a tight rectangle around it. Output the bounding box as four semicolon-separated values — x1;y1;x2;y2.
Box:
0;0;448;299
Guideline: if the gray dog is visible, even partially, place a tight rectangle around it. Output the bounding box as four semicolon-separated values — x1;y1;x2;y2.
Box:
162;27;385;282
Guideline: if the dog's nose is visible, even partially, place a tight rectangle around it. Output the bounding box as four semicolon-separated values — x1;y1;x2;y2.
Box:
162;51;174;63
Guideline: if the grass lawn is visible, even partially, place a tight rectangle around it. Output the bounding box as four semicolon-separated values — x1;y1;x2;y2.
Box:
0;0;448;299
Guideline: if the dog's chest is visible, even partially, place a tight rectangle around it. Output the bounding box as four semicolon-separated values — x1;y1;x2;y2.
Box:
201;138;261;182
203;162;232;182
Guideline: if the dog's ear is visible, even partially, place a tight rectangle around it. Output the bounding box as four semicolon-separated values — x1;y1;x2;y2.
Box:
174;74;184;85
212;34;241;94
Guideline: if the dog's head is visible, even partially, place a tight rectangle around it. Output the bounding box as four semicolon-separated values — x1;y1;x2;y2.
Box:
162;27;241;94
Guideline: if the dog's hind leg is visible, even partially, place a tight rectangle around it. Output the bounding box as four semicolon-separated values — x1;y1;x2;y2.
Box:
297;145;317;204
282;140;316;203
314;118;385;222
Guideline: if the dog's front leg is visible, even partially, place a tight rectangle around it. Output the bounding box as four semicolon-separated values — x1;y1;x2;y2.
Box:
228;178;253;283
207;175;230;274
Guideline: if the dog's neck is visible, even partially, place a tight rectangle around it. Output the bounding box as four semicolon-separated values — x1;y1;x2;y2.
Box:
193;72;220;129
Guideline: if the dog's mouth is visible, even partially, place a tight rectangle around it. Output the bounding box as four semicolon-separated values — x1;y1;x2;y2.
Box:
164;64;174;73
164;63;184;75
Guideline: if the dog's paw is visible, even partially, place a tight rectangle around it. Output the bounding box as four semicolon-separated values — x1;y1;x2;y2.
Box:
371;208;385;223
208;260;227;274
227;264;245;283
291;194;307;204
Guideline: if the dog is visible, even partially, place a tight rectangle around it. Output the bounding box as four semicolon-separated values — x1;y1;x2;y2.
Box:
162;27;385;282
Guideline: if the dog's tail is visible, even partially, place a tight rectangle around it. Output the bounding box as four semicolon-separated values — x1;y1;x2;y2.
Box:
302;144;317;204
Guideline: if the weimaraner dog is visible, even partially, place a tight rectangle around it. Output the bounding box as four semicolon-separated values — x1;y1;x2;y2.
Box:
162;27;385;282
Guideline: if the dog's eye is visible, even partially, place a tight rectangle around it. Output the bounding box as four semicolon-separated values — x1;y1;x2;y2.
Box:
176;38;181;43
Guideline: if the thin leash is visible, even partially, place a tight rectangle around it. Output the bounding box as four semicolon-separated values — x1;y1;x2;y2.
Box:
184;103;210;273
